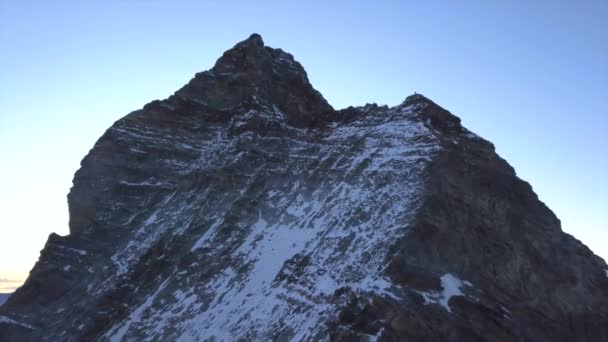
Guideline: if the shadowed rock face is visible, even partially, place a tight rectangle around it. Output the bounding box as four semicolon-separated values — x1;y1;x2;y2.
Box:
1;34;607;342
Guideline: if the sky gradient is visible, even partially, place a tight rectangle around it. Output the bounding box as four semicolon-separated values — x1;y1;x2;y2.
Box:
1;0;607;291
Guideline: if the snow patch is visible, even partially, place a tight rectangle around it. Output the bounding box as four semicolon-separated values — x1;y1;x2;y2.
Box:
190;217;224;251
314;273;337;296
418;273;472;312
366;327;385;342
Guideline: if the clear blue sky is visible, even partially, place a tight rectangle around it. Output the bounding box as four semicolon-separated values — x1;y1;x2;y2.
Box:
1;0;606;290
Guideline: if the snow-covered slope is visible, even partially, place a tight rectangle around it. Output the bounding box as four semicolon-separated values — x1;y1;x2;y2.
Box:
100;100;438;342
1;34;607;342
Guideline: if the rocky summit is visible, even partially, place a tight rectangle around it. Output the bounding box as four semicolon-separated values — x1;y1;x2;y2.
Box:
1;34;607;342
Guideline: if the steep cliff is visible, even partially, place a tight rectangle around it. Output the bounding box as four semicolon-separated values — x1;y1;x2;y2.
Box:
1;34;607;342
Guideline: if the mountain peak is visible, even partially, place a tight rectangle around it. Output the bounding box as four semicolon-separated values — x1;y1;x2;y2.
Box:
212;33;269;73
3;35;607;342
400;92;462;131
175;34;333;127
402;92;431;105
238;33;264;48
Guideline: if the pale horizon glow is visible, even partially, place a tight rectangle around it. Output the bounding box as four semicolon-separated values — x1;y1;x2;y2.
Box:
0;0;606;292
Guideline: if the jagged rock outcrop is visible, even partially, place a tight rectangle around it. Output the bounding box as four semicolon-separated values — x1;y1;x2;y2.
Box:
1;34;607;342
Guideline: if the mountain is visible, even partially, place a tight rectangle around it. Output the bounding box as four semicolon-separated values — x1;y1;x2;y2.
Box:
1;33;607;342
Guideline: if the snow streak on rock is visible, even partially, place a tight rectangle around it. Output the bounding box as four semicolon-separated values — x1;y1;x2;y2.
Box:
0;315;34;330
99;103;439;341
417;274;473;313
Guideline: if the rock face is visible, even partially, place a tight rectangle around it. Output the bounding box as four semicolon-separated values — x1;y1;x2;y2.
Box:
1;34;607;342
